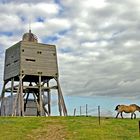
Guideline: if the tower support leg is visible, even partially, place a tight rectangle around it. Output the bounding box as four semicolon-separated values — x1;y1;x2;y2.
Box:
32;92;40;116
19;75;25;116
11;78;14;115
12;75;25;116
47;80;51;116
0;80;8;116
39;75;43;116
12;86;19;116
55;78;67;116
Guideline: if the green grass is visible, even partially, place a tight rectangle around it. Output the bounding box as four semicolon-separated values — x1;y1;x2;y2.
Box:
0;116;139;140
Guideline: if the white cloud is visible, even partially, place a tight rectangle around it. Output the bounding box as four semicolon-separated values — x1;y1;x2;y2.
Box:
82;0;107;9
0;0;140;100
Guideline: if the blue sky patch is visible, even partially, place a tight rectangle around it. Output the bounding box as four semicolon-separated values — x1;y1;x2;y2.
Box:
59;47;73;54
54;0;65;16
0;0;6;4
42;35;59;43
54;0;61;6
58;29;69;36
0;31;13;37
36;17;44;22
20;16;26;22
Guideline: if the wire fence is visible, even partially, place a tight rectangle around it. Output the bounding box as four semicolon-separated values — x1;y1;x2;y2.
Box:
71;104;115;117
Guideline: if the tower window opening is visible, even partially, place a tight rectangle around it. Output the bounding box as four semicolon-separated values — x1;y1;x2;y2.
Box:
6;63;10;66
14;60;18;63
25;58;36;62
37;51;42;54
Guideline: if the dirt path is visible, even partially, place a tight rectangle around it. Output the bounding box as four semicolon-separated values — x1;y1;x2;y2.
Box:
26;122;67;140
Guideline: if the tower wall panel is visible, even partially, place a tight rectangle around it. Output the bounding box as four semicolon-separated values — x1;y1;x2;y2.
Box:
4;41;58;80
4;42;21;80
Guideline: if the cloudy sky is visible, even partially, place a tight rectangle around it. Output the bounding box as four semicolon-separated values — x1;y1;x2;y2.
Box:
1;0;140;116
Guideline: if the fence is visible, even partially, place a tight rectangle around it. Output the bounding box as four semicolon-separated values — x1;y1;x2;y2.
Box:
72;104;114;118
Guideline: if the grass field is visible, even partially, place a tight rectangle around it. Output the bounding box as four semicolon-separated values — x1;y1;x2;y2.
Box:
0;116;140;140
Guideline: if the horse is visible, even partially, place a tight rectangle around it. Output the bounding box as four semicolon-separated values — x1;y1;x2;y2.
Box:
115;104;140;119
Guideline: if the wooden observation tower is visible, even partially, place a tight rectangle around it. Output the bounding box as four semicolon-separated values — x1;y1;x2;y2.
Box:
0;30;67;116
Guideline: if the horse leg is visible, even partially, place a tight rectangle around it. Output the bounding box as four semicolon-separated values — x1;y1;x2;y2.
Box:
120;112;123;118
116;112;119;118
131;113;133;119
134;113;136;119
131;113;136;119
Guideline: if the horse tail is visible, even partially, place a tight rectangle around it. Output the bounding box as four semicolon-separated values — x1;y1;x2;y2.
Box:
115;105;120;111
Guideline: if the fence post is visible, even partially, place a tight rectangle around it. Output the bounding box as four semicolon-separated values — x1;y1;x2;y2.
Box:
86;104;88;117
98;106;100;125
80;106;82;116
74;108;76;116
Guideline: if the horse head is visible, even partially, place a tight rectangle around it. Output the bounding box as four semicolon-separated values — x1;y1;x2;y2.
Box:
115;105;120;111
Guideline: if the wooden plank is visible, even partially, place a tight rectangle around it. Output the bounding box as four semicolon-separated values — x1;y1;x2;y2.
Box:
21;59;57;65
5;43;20;65
21;71;57;77
5;68;20;76
4;60;20;80
21;61;58;76
21;57;57;65
21;56;57;62
4;69;20;80
21;49;56;54
5;64;20;74
23;85;57;91
21;42;56;52
22;41;56;48
21;67;57;72
21;64;58;70
21;62;57;68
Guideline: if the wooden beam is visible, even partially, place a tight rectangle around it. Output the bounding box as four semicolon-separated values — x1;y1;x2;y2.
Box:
43;86;58;90
1;81;8;99
32;92;40;115
24;93;29;112
58;82;67;116
5;84;19;91
12;86;20;116
11;78;14;97
39;75;43;116
55;78;62;116
20;75;25;116
5;85;57;93
18;84;21;116
17;75;25;116
11;78;14;115
0;80;8;116
55;77;67;116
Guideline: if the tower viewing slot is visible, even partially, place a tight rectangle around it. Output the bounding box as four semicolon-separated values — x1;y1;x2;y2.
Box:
0;30;67;116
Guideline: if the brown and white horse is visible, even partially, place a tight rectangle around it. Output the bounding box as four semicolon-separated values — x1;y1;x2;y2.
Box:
115;104;140;119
